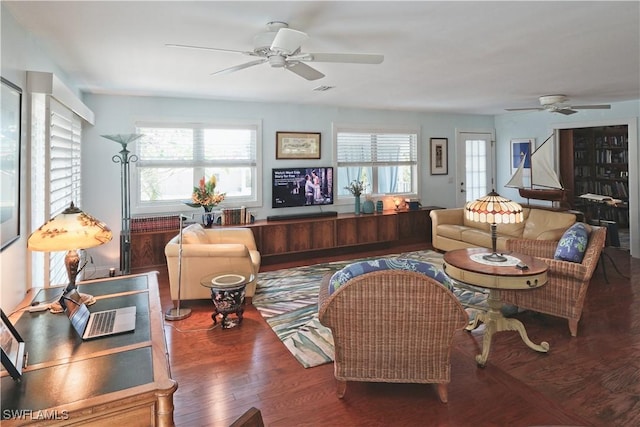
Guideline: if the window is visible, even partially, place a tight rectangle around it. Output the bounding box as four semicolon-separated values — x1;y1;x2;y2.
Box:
334;125;419;197
134;121;261;213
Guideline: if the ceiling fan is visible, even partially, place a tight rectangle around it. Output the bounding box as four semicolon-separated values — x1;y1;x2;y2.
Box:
167;21;384;81
505;95;611;115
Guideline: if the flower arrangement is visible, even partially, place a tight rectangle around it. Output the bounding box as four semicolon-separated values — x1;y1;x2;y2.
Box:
344;180;366;197
189;175;225;208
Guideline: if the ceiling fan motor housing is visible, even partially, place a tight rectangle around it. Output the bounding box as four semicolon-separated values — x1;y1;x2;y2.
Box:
539;94;568;106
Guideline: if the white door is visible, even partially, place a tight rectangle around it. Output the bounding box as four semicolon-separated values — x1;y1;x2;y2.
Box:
455;131;495;207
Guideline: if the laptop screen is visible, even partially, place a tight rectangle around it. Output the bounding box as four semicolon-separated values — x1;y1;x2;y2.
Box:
59;289;91;337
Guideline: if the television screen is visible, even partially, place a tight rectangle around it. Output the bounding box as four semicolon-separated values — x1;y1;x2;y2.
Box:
272;167;334;208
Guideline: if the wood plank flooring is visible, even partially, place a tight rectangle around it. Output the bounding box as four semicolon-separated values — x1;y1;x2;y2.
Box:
148;244;639;427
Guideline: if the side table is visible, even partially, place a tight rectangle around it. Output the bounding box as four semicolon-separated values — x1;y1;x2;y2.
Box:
443;248;549;367
200;274;254;329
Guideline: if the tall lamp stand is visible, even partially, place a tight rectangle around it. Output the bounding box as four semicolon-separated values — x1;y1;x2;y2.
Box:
165;214;192;321
103;133;143;275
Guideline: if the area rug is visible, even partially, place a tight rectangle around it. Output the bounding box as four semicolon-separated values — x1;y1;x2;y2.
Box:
252;250;488;368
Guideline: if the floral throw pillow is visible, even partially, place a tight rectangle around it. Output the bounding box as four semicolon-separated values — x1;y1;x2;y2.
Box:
328;257;451;295
554;222;590;263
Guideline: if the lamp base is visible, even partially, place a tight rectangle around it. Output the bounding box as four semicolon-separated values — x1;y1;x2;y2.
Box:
482;252;508;263
49;292;96;313
165;306;192;321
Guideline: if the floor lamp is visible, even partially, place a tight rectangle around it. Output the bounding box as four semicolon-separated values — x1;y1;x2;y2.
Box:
165;214;192;320
102;133;143;275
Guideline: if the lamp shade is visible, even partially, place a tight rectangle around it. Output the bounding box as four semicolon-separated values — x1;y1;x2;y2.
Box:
28;203;113;252
464;190;524;225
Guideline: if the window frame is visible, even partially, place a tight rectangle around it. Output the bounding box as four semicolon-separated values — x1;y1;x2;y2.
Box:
332;123;420;201
131;119;262;215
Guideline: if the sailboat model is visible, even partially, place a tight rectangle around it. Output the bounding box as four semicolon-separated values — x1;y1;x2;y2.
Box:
506;134;567;205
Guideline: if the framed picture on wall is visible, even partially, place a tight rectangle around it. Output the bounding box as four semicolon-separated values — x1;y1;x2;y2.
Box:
430;138;448;175
510;138;534;176
1;77;22;251
276;132;321;159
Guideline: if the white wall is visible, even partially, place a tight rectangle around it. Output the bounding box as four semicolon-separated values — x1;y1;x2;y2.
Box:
495;101;640;257
0;5;81;311
81;93;494;271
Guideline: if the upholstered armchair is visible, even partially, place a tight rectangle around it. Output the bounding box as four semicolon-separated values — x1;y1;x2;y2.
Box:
164;225;261;302
318;259;468;403
500;225;606;337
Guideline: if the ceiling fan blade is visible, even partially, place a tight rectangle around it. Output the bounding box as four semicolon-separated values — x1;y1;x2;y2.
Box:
285;62;325;81
505;107;544;112
166;43;257;56
554;108;578;115
271;28;308;55
211;59;267;76
571;104;612;110
300;52;384;64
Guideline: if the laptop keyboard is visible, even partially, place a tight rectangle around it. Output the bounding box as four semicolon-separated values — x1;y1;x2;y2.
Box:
88;310;116;337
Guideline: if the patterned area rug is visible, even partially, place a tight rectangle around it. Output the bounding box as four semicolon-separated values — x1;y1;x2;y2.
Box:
253;250;488;368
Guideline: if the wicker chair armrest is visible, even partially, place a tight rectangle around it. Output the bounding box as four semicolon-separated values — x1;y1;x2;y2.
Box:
317;273;333;320
507;238;558;258
541;258;589;281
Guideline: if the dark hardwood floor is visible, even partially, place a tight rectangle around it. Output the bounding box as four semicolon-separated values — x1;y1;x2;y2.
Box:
147;244;639;427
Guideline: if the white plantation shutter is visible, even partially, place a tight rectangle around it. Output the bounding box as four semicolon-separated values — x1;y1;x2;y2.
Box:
48;99;83;286
335;127;419;195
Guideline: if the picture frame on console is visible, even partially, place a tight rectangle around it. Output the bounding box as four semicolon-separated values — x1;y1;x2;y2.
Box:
1;309;25;380
511;138;534;176
430;137;448;175
1;77;22;251
276;131;321;159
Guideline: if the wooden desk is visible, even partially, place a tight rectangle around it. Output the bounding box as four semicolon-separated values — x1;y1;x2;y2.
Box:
443;248;549;367
1;273;177;426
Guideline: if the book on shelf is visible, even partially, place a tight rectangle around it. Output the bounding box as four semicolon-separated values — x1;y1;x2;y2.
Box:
579;193;623;205
219;206;254;225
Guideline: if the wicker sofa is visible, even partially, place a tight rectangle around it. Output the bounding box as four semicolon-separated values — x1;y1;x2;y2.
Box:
430;207;577;252
164;225;261;302
318;259;468;403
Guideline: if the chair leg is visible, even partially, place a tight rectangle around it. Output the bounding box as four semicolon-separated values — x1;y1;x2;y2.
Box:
436;383;448;403
568;319;578;337
336;380;347;398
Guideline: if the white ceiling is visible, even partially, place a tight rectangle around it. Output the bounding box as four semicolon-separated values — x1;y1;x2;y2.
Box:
5;1;640;115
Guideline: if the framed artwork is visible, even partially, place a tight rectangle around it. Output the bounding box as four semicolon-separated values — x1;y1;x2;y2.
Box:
1;77;22;251
511;138;534;175
430;138;448;175
276;132;321;159
1;309;25;380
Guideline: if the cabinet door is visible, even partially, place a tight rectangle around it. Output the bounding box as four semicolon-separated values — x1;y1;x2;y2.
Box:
262;224;289;255
398;210;430;241
377;214;398;242
312;220;335;249
288;222;313;252
356;216;378;244
336;218;358;246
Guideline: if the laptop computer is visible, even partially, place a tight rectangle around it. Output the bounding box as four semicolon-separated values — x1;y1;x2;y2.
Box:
59;288;137;340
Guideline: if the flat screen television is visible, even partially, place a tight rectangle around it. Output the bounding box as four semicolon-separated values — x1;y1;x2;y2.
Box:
272;167;334;208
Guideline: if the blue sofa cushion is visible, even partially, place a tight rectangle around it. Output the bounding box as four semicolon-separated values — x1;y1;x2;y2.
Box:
554;222;590;263
328;257;451;295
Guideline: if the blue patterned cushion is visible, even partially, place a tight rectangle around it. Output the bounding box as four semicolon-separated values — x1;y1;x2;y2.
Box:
327;257;452;295
554;222;590;263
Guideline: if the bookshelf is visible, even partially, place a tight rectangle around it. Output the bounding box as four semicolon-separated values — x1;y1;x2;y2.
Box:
559;125;629;227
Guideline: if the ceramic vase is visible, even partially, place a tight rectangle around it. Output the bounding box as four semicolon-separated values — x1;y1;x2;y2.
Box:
354;195;361;215
203;205;215;228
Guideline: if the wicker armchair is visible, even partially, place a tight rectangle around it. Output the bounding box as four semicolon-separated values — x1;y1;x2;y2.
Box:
500;225;606;337
318;270;468;403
